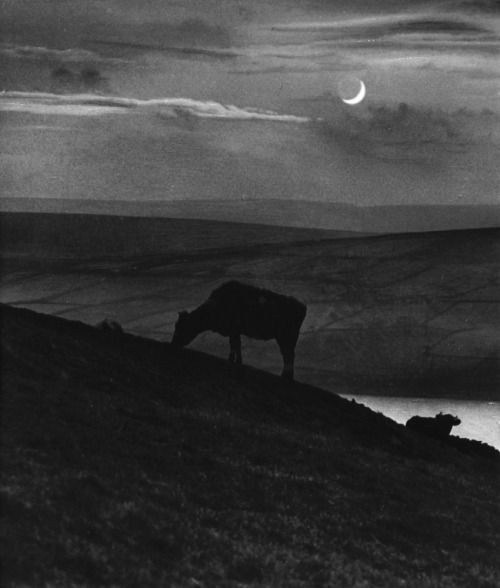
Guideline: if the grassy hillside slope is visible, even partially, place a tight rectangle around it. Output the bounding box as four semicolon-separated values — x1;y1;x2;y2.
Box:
1;214;498;398
1;304;499;588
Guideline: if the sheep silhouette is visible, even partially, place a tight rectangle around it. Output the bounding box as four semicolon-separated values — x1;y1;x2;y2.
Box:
94;319;124;334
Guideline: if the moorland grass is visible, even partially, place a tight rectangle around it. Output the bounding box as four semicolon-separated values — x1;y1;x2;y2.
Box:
1;304;499;587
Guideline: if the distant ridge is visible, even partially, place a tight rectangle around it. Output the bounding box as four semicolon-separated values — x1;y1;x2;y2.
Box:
1;197;499;233
0;211;350;260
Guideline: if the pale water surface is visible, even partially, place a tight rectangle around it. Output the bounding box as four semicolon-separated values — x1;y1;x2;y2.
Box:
341;395;500;451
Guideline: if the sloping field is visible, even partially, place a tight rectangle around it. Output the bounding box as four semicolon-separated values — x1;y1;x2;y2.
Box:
1;304;499;588
1;213;498;398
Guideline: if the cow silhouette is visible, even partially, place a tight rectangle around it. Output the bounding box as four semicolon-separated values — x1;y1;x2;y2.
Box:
406;412;461;439
172;281;307;380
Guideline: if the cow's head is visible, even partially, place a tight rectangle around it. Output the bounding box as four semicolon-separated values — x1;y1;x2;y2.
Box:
171;311;196;347
436;412;461;427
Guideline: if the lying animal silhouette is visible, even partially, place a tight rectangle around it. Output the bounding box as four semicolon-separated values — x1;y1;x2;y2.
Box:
172;280;307;380
94;319;124;334
406;412;461;439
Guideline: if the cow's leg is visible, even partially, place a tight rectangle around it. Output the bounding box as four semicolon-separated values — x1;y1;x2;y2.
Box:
281;350;295;380
228;333;242;365
277;334;298;381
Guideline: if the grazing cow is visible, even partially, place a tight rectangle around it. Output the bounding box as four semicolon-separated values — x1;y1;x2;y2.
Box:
406;412;461;439
172;280;307;380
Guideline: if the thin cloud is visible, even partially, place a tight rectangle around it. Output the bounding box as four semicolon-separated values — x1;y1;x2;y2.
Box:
268;11;499;52
393;18;486;34
230;64;322;75
449;0;500;13
236;8;500;89
88;39;236;60
270;12;493;34
0;43;123;64
132;18;232;49
314;102;499;164
84;18;236;62
0;92;311;122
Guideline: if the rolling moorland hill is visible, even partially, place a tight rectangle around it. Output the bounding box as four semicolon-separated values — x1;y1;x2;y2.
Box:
1;198;499;234
1;304;499;588
1;212;499;399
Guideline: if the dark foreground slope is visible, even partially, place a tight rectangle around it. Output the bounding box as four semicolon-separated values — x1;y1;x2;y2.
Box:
1;305;499;588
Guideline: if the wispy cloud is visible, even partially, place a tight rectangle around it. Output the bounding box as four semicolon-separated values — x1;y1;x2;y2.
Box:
0;43;126;65
263;10;500;61
0;44;96;62
450;0;500;13
270;12;495;37
229;7;500;93
0;92;311;122
88;39;236;60
314;102;499;164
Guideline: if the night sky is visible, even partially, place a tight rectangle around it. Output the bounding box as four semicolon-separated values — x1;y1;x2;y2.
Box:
1;0;499;230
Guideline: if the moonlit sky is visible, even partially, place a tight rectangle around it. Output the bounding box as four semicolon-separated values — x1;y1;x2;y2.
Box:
0;0;499;230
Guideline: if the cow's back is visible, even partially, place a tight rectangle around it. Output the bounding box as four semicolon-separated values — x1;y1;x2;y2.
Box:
209;281;306;340
406;416;448;439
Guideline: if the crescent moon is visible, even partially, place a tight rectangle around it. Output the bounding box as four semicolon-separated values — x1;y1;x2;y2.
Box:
342;80;366;105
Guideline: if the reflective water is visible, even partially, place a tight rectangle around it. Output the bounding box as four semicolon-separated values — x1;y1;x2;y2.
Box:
341;395;500;450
